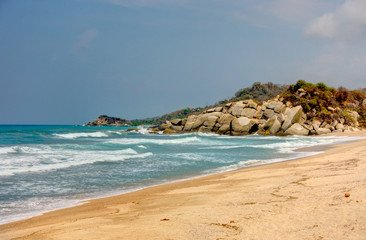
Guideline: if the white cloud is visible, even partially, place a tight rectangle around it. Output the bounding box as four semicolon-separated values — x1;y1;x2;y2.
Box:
270;0;328;22
104;0;187;7
72;29;99;59
299;42;366;88
75;29;99;49
304;0;366;40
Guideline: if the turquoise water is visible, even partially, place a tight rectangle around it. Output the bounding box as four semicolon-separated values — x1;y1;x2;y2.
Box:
0;125;359;224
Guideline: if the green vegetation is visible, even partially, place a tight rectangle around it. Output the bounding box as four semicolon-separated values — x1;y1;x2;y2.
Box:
281;80;366;127
232;82;288;103
131;107;205;126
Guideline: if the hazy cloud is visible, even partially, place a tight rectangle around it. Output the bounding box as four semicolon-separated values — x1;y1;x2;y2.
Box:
270;0;332;22
75;29;99;49
104;0;187;7
299;42;366;88
304;0;366;40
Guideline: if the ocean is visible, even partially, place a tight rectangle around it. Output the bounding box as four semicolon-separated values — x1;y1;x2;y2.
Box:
0;125;359;224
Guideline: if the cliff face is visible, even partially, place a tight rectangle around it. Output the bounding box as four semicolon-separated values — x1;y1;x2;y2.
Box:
86;115;132;126
150;81;366;136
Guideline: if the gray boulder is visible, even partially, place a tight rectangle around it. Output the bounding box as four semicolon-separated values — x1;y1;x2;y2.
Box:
316;127;331;135
183;115;199;131
281;106;303;131
241;108;257;118
216;114;235;134
183;112;223;131
284;123;309;136
265;100;277;109
263;116;281;134
247;100;258;109
228;101;246;117
263;109;275;119
170;125;183;132
171;119;182;125
274;102;286;113
231;117;255;135
203;116;219;130
158;122;172;131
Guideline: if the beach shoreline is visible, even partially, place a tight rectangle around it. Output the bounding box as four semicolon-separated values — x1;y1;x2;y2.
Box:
1;130;366;239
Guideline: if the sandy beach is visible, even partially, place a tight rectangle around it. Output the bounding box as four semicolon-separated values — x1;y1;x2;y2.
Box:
1;131;365;240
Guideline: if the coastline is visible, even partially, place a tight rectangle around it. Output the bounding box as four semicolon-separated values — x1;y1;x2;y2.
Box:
1;131;366;239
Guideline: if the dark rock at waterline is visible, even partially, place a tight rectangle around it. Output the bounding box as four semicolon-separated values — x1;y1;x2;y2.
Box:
86;115;132;127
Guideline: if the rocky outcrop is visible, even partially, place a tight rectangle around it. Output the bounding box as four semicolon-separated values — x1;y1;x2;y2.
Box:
149;97;364;136
86;115;132;126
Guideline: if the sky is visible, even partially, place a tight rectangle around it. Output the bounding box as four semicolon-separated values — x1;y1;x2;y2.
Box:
0;0;365;124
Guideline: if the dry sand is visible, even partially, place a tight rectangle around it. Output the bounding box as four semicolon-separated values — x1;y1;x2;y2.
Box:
1;131;366;240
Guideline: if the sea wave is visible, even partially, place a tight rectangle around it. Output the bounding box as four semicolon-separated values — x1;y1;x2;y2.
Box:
0;148;152;176
0;147;18;154
106;136;201;145
53;132;108;139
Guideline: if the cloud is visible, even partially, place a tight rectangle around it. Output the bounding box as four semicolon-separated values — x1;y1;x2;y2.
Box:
270;0;329;22
304;0;366;41
71;29;99;59
104;0;187;7
75;29;99;49
299;42;366;88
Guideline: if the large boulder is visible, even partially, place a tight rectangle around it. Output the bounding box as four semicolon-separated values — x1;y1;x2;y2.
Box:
228;102;246;117
316;127;331;135
263;109;275;119
281;106;303;131
203;115;219;130
274;102;286;113
215;107;223;112
284;123;309;136
183;113;223;131
183;115;199;131
263;116;281;134
231;117;256;135
198;126;212;133
170;125;183;132
247;100;258;109
264;100;277;109
216;114;235;134
241;108;257;118
171;119;182;125
158;122;172;131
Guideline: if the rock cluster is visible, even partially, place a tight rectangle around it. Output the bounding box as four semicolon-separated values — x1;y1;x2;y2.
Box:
86;115;132;126
149;97;362;136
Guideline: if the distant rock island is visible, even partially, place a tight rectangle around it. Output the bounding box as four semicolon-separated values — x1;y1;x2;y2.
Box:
86;80;366;136
86;115;131;126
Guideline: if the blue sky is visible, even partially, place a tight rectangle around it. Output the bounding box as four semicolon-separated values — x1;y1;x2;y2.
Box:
1;0;365;124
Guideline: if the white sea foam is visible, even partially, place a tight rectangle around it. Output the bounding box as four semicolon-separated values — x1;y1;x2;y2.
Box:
0;148;152;176
106;136;201;145
137;126;150;135
0;145;54;155
0;147;18;154
53;132;108;139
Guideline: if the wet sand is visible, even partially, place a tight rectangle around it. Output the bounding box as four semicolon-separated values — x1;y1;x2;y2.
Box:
1;131;366;240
